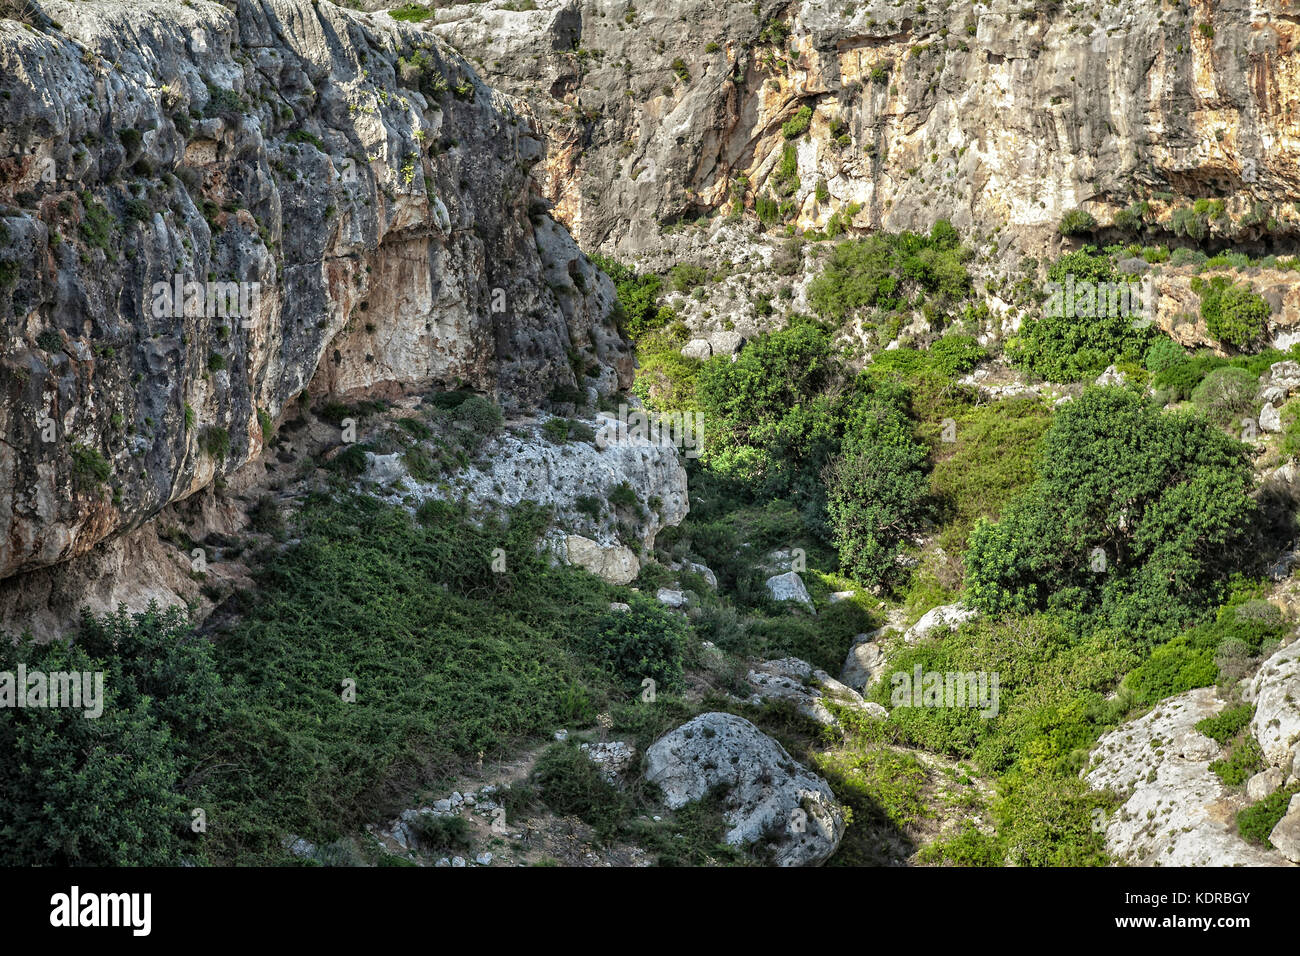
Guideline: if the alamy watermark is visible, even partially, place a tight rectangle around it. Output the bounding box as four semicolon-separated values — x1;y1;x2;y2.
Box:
595;403;705;458
0;665;104;718
150;275;261;327
1044;273;1155;329
891;665;1000;718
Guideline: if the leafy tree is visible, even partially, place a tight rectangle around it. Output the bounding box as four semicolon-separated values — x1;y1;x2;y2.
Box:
825;383;929;589
964;387;1258;636
696;320;848;506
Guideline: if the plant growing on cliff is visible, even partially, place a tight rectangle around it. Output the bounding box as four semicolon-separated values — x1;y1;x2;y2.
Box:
1192;275;1269;350
782;104;813;139
807;220;972;325
201;426;230;461
70;442;112;490
1057;208;1097;237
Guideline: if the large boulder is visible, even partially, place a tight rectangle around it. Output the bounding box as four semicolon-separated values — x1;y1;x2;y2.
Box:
1244;639;1300;772
644;712;844;866
903;603;977;643
765;571;814;610
565;535;638;586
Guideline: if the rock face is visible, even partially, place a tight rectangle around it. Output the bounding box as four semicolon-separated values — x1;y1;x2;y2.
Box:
361;414;689;584
431;0;1300;259
1270;795;1300;864
1244;639;1300;774
644;711;844;866
1085;687;1289;866
0;0;631;585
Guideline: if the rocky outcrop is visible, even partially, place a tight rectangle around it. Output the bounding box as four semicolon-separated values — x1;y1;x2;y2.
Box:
643;711;845;866
745;657;886;727
430;0;1300;260
1244;638;1300;777
362;413;688;583
0;0;630;585
903;602;976;643
1085;687;1291;866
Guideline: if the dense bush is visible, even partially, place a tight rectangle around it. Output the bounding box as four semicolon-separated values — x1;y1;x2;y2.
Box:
584;595;690;691
807;221;972;325
1190;366;1256;427
591;253;667;339
1193;276;1270;350
696;320;849;508
0;606;223;865
1008;249;1153;381
196;494;622;861
927;333;987;377
964;387;1258;636
825;383;930;590
1058;208;1098;236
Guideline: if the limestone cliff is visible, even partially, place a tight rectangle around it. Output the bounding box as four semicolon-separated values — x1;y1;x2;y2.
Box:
0;0;632;582
428;0;1300;259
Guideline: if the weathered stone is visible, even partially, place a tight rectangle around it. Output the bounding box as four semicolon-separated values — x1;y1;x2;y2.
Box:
1268;795;1300;864
840;633;887;692
680;339;713;360
1246;640;1300;770
765;571;813;609
1086;688;1288;866
644;712;844;866
903;603;977;643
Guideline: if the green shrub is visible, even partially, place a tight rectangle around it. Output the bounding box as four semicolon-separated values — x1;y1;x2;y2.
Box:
1193;276;1269;350
410;813;472;852
1190;366;1256;427
584;595;690;691
590;254;665;339
1143;336;1186;374
1058;208;1098;236
1195;704;1254;744
531;742;630;843
1008;248;1153;382
964;387;1257;636
1209;737;1265;786
0;605;223;865
200;426;230;461
1238;786;1299;847
826;385;929;590
928;333;986;377
808;221;972;325
782;104;812;139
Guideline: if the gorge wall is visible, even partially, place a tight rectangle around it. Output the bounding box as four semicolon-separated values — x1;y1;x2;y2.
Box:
427;0;1300;260
0;0;632;587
